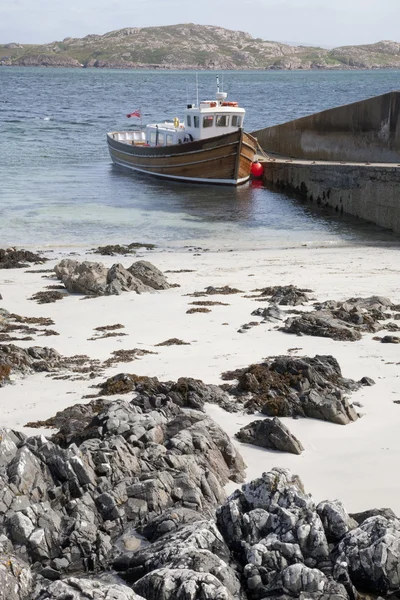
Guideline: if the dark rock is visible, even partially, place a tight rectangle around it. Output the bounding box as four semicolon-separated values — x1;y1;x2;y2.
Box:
235;417;304;454
0;248;47;269
221;355;359;424
350;507;397;525
251;284;313;305
283;314;362;341
359;377;375;386
381;335;400;344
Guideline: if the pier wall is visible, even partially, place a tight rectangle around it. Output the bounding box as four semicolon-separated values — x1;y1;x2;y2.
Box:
263;161;400;234
253;91;400;163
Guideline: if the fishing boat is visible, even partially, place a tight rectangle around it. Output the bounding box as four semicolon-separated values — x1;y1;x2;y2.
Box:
106;79;258;186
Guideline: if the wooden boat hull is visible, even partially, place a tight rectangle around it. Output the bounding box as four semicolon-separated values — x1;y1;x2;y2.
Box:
106;129;258;185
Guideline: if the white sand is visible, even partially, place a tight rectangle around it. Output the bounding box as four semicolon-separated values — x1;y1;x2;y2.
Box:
1;243;400;513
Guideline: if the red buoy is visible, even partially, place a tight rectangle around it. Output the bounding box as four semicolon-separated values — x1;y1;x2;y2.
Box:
251;161;264;178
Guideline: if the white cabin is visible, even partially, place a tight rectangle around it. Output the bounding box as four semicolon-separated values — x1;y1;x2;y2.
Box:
142;90;246;148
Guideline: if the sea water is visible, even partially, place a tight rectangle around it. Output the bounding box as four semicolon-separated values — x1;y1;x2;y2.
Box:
1;67;399;250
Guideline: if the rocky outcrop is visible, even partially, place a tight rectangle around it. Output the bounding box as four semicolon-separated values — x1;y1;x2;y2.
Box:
0;344;61;384
32;577;145;599
221;355;362;423
0;394;245;591
282;296;399;342
54;259;170;296
235;417;304;454
0;248;47;269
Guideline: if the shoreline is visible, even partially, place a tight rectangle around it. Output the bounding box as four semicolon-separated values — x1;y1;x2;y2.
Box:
1;242;400;514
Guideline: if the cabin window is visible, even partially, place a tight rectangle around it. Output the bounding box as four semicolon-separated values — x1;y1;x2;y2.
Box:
150;131;157;144
157;132;165;145
166;134;173;146
193;115;200;128
216;115;230;127
231;115;242;127
187;115;192;127
203;116;214;128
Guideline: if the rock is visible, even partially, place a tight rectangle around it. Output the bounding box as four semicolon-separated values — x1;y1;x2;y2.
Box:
0;344;61;383
221;355;359;424
217;468;332;597
251;304;285;322
128;261;170;290
317;500;358;542
0;554;32;600
359;377;375;386
32;577;145;599
350;507;397;525
133;568;235;600
381;335;400;344
235;417;304;454
105;264;152;295
283;314;362;341
336;515;400;595
282;296;397;342
0;248;46;269
54;259;108;295
54;259;170;296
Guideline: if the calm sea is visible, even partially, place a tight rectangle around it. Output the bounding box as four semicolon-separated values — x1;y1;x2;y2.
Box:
1;67;400;250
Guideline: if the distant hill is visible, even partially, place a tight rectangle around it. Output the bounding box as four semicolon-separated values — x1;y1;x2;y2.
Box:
2;24;400;70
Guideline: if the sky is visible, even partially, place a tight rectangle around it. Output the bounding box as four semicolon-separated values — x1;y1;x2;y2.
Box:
1;0;399;47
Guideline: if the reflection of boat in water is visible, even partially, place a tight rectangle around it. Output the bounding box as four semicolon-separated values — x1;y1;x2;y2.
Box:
107;79;258;186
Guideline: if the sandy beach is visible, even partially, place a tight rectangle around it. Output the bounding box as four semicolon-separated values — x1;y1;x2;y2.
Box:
2;241;400;515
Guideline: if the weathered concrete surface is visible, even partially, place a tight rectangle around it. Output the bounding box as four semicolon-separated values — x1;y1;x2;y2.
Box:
253;91;400;163
263;159;400;234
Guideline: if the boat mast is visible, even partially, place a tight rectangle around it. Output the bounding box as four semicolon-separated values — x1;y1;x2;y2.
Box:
196;73;199;107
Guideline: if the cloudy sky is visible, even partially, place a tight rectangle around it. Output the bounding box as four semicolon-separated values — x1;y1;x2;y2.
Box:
1;0;399;47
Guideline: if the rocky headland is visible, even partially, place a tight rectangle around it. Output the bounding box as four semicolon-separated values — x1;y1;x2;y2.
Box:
2;25;400;70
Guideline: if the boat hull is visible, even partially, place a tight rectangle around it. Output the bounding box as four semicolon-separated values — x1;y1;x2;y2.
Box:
106;129;258;185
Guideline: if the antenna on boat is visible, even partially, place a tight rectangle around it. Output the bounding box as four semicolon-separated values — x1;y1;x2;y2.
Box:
186;78;189;105
216;74;220;93
196;73;199;107
222;75;224;92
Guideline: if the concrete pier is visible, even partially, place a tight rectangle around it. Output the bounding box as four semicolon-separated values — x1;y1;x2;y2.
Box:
253;92;400;233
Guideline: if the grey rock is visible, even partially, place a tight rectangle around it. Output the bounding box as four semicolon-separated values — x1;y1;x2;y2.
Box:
54;259;108;295
133;568;235;600
336;515;400;595
350;507;397;525
106;263;152;295
32;577;145;599
235;417;304;454
0;344;61;380
283;314;362;342
317;500;358;542
0;554;32;600
251;304;285;322
128;260;170;290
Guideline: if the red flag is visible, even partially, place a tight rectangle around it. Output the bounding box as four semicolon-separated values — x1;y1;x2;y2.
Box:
126;110;141;118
